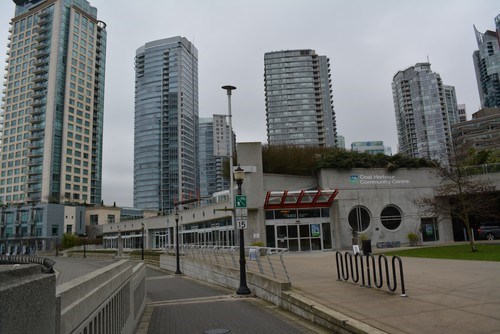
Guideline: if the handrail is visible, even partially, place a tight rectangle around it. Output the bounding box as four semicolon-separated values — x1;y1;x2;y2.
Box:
164;244;291;284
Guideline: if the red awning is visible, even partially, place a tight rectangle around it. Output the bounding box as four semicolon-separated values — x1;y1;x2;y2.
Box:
264;189;339;209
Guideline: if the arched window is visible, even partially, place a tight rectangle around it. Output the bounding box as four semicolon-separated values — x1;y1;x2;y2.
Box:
348;206;371;233
380;205;402;230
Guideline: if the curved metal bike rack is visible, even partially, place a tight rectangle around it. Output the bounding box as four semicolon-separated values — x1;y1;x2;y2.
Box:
335;251;407;297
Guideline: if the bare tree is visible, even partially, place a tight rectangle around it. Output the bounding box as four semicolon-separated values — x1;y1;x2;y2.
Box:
416;146;498;252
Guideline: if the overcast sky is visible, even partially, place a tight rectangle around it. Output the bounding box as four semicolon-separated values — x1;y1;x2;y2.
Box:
0;1;498;207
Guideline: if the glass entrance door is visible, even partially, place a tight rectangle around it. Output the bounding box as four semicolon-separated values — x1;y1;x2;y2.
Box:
275;223;325;251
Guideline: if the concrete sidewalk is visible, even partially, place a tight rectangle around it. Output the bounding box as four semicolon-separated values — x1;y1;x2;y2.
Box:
283;249;500;334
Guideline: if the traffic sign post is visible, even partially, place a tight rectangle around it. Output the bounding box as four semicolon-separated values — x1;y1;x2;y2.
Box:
235;195;247;208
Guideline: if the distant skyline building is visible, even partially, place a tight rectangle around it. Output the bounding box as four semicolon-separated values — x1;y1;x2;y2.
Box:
264;49;337;147
392;63;455;163
0;0;107;205
134;36;199;212
351;141;391;155
336;135;345;149
452;107;500;152
457;104;467;122
198;117;229;198
473;14;500;108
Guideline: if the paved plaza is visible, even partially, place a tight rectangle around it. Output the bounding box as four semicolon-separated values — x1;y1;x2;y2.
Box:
51;242;500;333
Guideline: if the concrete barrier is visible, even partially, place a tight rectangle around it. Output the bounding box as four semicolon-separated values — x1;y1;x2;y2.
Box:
56;260;146;334
0;264;56;333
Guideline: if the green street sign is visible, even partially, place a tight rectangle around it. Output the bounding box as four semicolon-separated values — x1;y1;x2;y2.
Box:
235;195;247;208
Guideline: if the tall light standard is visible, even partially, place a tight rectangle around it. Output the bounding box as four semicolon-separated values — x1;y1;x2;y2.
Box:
141;222;145;261
174;208;182;274
234;165;251;295
221;85;236;224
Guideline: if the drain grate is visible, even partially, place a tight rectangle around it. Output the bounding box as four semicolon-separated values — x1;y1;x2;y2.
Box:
203;329;231;334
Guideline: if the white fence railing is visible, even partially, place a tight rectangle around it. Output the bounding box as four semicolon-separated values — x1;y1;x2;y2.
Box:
165;245;291;284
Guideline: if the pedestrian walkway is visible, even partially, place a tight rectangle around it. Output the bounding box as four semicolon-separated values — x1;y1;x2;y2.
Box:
283;249;500;334
136;267;330;334
51;243;500;334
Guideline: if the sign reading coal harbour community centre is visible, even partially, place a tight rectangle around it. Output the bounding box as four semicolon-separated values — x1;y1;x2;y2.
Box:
349;174;410;185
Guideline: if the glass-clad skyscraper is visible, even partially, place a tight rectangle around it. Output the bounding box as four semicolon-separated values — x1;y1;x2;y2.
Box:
473;14;500;108
134;37;199;212
392;63;456;163
264;49;337;147
0;0;106;205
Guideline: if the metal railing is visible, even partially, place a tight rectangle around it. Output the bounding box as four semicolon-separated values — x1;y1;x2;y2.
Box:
166;245;291;284
464;162;500;175
0;254;55;273
335;251;406;296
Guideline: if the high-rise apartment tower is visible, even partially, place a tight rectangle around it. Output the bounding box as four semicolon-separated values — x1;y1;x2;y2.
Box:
198;117;230;198
0;0;106;205
134;37;199;213
264;50;337;147
473;14;500;108
392;63;457;163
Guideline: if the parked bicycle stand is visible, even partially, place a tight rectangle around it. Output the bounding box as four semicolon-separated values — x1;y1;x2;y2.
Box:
335;251;407;297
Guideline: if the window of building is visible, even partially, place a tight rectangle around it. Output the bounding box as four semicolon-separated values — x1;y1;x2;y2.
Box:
348;206;370;233
90;214;98;225
380;205;402;230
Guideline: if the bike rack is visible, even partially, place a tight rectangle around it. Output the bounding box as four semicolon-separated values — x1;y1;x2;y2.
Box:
335;251;407;297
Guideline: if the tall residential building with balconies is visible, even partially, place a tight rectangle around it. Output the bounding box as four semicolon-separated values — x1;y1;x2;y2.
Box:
134;37;199;213
0;0;106;205
473;14;500;108
392;63;455;163
264;49;337;147
198;117;230;198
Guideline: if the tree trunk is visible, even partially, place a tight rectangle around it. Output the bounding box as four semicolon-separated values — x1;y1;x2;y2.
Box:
464;219;477;252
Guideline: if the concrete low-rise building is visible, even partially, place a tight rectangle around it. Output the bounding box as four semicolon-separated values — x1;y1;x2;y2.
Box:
103;142;494;252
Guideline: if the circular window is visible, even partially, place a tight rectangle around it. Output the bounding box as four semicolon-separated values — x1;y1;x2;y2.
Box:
348;206;371;233
380;205;402;230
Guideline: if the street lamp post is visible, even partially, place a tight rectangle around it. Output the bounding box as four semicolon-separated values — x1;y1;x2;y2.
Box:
83;233;87;258
174;208;182;274
221;85;236;224
234;165;251;295
141;223;145;261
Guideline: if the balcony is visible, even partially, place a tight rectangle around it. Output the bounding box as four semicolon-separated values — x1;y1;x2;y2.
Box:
27;150;43;158
33;66;48;75
33;75;48;83
27;175;42;184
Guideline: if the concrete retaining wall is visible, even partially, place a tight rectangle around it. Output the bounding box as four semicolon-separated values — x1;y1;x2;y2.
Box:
0;265;56;334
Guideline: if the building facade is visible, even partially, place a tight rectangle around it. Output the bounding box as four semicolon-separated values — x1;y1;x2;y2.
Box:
105;143;493;252
392;63;455;163
198;117;229;198
134;37;199;213
0;0;106;205
351;141;389;155
457;104;467;123
473;14;500;108
264;49;337;147
452;107;500;151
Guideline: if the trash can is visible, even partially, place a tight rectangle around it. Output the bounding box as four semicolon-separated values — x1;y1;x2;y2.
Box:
362;239;372;255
